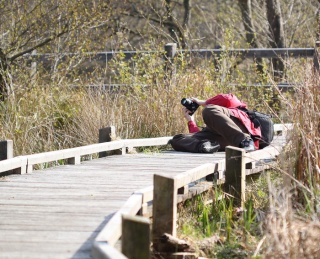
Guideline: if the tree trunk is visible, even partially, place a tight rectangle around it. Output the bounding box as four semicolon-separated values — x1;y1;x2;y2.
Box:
0;48;8;101
266;0;285;81
238;0;263;74
165;0;189;48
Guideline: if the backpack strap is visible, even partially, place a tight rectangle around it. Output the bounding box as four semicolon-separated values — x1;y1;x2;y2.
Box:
237;107;260;128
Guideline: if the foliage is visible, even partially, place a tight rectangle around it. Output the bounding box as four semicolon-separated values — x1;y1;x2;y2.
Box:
177;176;271;258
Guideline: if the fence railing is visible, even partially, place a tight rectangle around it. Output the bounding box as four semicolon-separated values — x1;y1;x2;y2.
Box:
25;44;318;85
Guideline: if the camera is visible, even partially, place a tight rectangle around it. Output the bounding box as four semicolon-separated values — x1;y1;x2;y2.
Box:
181;98;199;115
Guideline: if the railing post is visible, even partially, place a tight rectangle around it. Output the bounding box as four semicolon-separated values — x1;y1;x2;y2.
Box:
122;215;151;259
152;174;177;252
99;126;117;157
0;140;14;174
67;156;81;165
225;146;246;207
0;140;13;160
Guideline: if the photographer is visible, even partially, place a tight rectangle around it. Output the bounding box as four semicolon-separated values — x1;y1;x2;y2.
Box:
169;93;262;153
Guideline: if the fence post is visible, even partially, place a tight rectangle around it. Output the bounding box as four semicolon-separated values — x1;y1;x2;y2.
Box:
122;215;151;259
152;174;177;252
0;140;13;161
225;146;246;207
164;43;177;85
31;49;37;83
0;140;14;175
313;41;320;72
99;126;117;158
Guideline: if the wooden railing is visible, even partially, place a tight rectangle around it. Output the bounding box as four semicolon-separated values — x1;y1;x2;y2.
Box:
0;124;292;259
92;123;292;259
0;136;172;175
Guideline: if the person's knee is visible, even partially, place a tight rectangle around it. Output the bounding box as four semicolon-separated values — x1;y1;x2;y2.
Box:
172;133;190;140
202;105;223;119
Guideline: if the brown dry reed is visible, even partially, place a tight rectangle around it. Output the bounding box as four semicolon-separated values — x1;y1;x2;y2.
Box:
261;64;320;258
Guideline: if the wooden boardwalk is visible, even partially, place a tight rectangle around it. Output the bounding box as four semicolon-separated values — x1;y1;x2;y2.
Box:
0;150;227;259
0;123;290;259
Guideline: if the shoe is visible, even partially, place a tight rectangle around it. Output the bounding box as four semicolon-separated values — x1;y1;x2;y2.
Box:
199;141;220;153
239;138;255;152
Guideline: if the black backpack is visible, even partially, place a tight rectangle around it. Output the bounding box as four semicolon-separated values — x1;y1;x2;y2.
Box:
239;108;274;149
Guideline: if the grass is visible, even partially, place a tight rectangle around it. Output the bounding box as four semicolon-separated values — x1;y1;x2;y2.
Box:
177;171;280;258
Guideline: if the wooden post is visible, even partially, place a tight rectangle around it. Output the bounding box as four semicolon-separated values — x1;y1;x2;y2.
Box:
99;126;116;158
313;41;320;72
224;146;246;207
122;215;150;259
0;140;14;175
31;49;37;83
164;43;177;85
0;140;13;160
67;156;81;165
152;174;177;251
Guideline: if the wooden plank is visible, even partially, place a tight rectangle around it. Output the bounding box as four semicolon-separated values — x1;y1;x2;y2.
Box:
0;241;92;259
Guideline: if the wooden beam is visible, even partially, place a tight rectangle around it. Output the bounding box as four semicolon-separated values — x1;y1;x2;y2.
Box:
0;140;13;160
152;175;177;251
0;156;27;174
122;215;150;259
186;48;314;58
225;146;246;207
99;126;116;157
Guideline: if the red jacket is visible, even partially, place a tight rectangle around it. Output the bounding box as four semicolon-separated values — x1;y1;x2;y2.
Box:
188;94;262;149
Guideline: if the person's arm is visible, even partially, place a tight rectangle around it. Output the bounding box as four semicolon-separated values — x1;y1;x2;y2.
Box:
191;97;206;106
182;107;200;133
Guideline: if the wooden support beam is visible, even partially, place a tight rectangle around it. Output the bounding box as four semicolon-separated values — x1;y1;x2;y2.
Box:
152;174;177;251
99;126;117;158
0;140;14;175
122;215;151;259
67;156;81;165
0;140;13;160
225;146;246;207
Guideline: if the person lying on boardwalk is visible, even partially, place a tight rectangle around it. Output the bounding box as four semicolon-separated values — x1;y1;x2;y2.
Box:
169;93;262;153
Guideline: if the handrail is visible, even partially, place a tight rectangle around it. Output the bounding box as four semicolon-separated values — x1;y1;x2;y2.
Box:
0;136;172;174
0;124;291;175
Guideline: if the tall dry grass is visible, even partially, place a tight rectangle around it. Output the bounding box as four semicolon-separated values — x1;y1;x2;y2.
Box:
0;48;277;155
258;65;320;258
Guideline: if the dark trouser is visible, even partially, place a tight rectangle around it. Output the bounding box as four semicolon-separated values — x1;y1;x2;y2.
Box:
170;105;250;152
